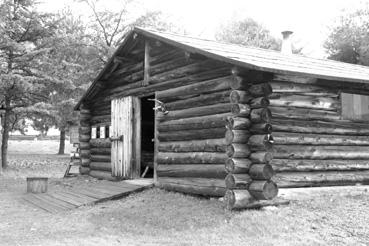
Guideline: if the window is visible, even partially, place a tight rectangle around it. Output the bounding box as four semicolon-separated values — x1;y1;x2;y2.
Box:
100;126;105;139
91;127;97;139
341;93;369;120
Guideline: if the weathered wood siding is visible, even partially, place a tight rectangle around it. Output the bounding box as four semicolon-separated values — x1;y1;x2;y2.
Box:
269;76;369;188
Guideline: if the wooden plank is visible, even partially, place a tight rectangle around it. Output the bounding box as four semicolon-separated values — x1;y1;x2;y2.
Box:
154;93;158;184
46;192;83;207
83;186;121;197
75;188;107;199
37;193;75;210
62;189;98;203
124;96;134;178
124;179;154;187
54;190;95;205
144;40;150;85
22;195;60;213
102;181;143;190
94;183;137;193
133;97;141;178
25;194;67;212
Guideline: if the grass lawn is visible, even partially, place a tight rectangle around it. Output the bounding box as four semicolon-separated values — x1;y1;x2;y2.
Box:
0;140;368;245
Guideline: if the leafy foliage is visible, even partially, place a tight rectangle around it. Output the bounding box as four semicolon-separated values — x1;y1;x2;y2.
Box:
215;18;281;50
0;0;62;167
325;7;369;65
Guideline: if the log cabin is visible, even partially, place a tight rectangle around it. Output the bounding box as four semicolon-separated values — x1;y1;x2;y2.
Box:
75;27;369;209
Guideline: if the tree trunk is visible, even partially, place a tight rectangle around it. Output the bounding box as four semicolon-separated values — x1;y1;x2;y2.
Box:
1;110;10;170
58;128;66;155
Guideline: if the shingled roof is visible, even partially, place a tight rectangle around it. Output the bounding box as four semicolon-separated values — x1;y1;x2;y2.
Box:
76;27;369;109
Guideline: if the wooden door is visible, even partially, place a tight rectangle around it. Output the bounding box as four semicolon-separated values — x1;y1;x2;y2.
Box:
111;96;141;179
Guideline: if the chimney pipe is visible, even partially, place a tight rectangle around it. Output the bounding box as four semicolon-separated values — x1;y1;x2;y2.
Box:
281;30;293;54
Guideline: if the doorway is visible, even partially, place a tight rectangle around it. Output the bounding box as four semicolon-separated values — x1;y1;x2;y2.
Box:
140;95;155;178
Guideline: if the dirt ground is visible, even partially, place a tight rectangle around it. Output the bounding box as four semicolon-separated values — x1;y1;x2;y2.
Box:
1;140;369;246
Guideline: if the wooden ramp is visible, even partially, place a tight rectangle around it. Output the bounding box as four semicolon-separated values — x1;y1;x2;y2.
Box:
22;179;153;213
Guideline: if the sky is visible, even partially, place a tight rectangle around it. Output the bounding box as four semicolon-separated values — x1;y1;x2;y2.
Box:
38;0;369;58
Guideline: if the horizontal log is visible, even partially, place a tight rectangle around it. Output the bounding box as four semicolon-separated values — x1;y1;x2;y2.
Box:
224;189;254;210
270;81;336;95
269;106;341;121
249;164;274;180
158;177;226;197
158;113;230;132
271;159;369;172
225;173;252;189
269;94;339;111
89;170;117;181
250;151;273;163
98;67;231;102
158;139;227;152
90;108;111;117
272;119;369;135
79;166;90;175
248;180;278;200
149;60;224;85
226;117;251;130
250;97;269;109
156;75;233;101
250;108;272;123
81;158;90;167
247;134;274;150
165;90;231;111
91;154;111;162
90;138;111;148
231;104;250;117
248;83;273;96
157;164;227;178
229;90;252;103
79;149;90;159
79;135;91;142
90;162;111;171
157;152;227;164
225;158;252;173
226;144;250;158
79;120;90;127
80;113;91;121
250;123;273;134
272;145;369;159
272;132;369;146
90;114;111;125
110;56;194;87
78;142;90;150
274;171;369;188
80;109;91;114
90;148;111;155
158;128;227;141
229;71;273;89
158;103;232;121
79;126;91;135
225;129;251;144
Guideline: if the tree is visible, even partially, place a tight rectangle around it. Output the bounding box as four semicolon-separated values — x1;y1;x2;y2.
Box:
82;0;180;61
0;0;60;170
215;18;281;50
325;7;369;65
32;9;101;154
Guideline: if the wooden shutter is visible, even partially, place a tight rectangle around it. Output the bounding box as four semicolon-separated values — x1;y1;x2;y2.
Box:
341;93;369;120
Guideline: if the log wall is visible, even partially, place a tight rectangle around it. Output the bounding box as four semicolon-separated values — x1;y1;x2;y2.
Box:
269;76;369;188
79;37;369;208
79;105;91;175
